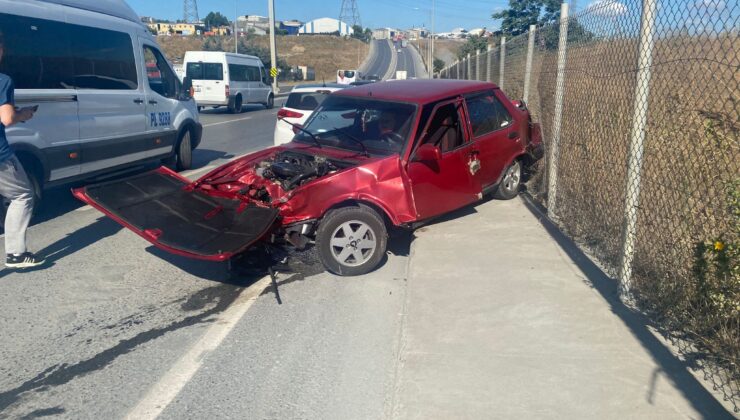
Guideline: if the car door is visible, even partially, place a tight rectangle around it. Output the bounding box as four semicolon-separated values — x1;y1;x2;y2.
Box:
406;98;483;220
71;24;147;174
141;42;180;159
463;90;522;190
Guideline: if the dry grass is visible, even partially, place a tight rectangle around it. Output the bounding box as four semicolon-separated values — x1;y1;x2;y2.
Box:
156;35;369;82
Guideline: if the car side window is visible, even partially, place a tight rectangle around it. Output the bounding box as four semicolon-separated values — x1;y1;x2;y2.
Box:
465;92;513;137
421;102;465;153
144;46;179;99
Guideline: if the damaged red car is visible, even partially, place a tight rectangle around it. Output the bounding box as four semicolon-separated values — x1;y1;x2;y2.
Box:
73;80;543;276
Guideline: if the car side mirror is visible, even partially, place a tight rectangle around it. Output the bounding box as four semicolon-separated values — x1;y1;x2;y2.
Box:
414;143;441;162
512;100;527;111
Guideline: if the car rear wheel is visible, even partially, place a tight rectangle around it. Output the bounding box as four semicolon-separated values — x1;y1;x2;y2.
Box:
230;95;243;114
494;159;521;200
316;206;387;276
176;130;193;170
265;94;274;109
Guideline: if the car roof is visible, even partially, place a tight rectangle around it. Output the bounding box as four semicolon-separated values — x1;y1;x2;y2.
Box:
38;0;141;25
291;83;346;92
334;79;500;104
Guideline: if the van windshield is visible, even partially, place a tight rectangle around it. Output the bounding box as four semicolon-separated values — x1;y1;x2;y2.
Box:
186;62;223;81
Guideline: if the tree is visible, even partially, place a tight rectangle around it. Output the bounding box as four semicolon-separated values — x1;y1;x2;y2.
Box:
492;0;560;37
457;36;490;60
433;58;445;73
204;11;229;29
350;25;372;42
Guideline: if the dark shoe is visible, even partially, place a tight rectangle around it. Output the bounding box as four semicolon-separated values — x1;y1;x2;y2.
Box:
6;252;45;268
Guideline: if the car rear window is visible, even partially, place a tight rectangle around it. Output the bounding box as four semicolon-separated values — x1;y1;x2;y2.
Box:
186;62;223;81
285;92;331;111
343;71;355;78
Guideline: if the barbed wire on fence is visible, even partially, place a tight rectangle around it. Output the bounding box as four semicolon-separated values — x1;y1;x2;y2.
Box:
440;0;739;412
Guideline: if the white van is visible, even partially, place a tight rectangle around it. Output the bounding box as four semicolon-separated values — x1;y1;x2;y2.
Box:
183;51;274;113
0;0;202;204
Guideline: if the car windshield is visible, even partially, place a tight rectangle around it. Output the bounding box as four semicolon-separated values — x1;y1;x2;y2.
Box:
295;96;417;156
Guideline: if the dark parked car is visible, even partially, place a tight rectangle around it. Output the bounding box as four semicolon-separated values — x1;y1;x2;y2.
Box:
74;80;542;276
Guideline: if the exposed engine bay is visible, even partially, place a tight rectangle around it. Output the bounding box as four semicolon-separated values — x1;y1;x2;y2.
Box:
257;151;347;192
202;150;354;206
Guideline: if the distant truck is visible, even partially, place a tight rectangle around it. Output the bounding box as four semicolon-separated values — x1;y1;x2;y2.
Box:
395;70;407;80
401;39;408;48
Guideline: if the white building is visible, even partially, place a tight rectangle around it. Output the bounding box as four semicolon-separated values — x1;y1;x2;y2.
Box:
299;17;353;36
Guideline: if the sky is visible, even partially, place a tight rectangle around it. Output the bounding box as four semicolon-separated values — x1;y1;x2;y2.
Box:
127;0;512;33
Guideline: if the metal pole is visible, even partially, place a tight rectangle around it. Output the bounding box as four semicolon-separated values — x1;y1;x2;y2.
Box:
523;25;536;103
547;2;569;218
475;51;481;80
268;0;278;93
431;0;435;77
456;60;460;79
466;53;471;80
486;44;493;82
234;0;238;53
499;36;506;89
619;0;658;301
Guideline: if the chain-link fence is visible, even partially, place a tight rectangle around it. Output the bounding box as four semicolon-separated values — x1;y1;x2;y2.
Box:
441;0;738;411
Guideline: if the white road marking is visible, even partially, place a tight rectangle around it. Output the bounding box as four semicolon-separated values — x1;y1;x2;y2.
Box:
125;275;274;420
203;116;253;127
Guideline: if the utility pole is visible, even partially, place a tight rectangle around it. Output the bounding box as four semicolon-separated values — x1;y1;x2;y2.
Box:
234;0;238;53
339;0;362;28
183;0;199;23
268;0;278;93
430;0;435;77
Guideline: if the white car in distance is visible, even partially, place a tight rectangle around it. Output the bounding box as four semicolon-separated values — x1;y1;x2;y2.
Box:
273;84;346;146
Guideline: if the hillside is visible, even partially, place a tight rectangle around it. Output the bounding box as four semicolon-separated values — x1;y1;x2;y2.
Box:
157;35;370;83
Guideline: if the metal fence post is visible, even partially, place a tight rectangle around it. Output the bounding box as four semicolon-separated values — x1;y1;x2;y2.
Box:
456;60;460;79
523;25;536;103
499;36;506;89
466;53;472;80
547;2;569;218
619;0;658;301
475;51;481;80
486;44;493;82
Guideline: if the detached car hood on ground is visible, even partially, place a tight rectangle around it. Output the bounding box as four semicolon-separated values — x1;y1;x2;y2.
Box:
72;143;412;261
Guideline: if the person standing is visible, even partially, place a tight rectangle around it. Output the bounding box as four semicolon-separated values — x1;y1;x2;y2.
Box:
0;31;44;268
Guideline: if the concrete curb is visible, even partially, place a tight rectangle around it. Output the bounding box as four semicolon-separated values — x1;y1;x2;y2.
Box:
358;40;376;74
382;39;398;80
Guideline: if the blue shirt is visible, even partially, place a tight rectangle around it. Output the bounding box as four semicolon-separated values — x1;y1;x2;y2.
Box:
0;73;15;163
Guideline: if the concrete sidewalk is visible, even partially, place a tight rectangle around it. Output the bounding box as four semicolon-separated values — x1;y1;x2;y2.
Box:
391;197;734;419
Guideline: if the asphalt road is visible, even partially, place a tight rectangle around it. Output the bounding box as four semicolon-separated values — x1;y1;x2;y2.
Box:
363;40;394;80
0;97;412;419
392;42;417;79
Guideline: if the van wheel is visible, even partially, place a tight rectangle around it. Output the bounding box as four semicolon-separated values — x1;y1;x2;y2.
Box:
316;206;387;276
176;130;193;170
265;94;274;109
197;106;203;112
230;95;243;114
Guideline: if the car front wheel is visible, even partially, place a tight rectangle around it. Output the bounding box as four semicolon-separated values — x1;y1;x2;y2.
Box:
176;130;193;170
494;159;521;200
316;206;387;276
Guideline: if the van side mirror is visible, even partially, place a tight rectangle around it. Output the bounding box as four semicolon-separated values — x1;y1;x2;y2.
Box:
413;143;441;162
181;76;193;100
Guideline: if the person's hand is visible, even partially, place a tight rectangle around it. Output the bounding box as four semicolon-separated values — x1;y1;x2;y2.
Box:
17;106;36;123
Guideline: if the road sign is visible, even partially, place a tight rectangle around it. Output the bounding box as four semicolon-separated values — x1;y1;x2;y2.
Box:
270;67;278;77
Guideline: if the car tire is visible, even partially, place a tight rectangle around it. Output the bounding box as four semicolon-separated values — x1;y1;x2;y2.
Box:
175;129;193;171
230;95;243;114
265;94;274;109
197;106;203;112
493;159;521;200
316;205;388;276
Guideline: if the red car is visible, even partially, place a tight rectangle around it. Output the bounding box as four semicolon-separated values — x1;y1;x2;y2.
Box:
73;80;542;275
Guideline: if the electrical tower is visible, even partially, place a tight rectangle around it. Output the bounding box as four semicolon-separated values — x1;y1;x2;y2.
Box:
339;0;362;29
183;0;200;23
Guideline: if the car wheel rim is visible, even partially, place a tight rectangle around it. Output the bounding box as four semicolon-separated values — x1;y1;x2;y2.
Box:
329;220;377;267
503;161;521;193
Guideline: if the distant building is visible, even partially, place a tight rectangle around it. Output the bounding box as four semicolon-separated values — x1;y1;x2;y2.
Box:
407;28;427;40
148;22;204;36
280;20;302;35
373;27;401;39
299;17;353;36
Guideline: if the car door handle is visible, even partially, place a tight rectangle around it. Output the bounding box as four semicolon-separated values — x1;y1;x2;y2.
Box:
133;99;144;104
508;131;519;140
149;100;158;105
